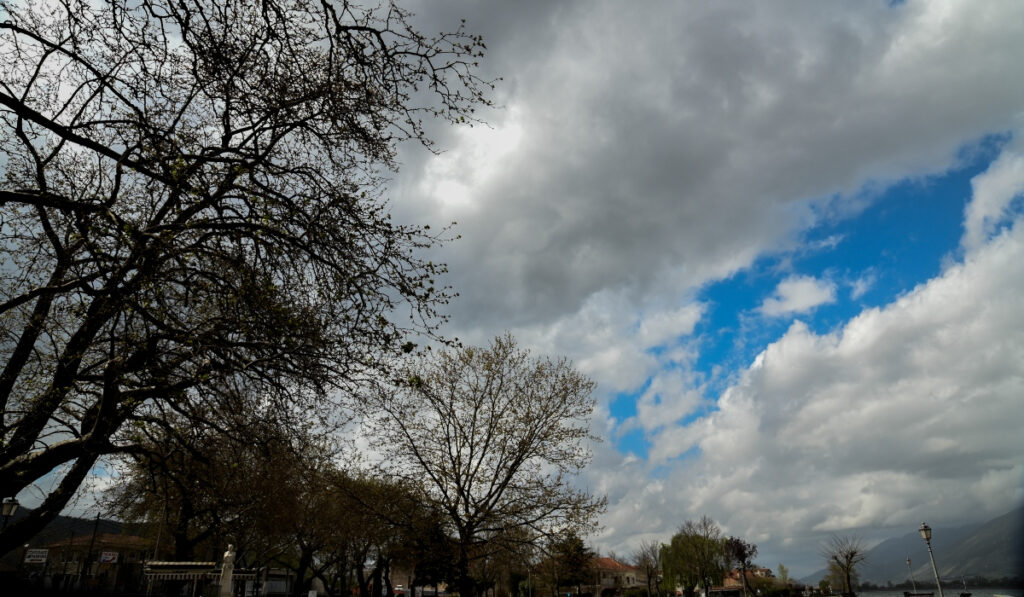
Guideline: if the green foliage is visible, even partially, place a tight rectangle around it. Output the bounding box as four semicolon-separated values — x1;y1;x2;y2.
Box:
777;564;789;586
662;516;727;593
550;532;596;590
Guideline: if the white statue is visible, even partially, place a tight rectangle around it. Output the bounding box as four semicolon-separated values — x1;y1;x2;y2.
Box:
220;544;236;597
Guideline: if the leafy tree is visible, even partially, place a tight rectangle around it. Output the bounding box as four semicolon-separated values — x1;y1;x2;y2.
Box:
661;516;726;597
111;422;454;597
0;0;491;556
106;390;316;560
367;334;606;597
550;531;595;597
535;531;595;597
777;564;789;587
632;539;662;597
821;536;866;597
401;514;458;594
340;473;456;597
723;536;758;597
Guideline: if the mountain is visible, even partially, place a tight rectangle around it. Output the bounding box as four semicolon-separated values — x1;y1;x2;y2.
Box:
799;504;1024;585
938;506;1024;580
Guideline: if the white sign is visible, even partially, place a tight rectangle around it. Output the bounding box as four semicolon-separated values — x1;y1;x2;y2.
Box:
24;549;48;564
99;551;119;563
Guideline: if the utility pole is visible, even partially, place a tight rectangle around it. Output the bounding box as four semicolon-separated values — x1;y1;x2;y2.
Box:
82;512;100;586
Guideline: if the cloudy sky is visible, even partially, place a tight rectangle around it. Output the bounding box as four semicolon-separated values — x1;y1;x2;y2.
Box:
393;0;1024;577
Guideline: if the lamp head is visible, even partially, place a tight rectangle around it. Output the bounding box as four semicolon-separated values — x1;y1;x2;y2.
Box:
1;497;19;518
919;522;932;542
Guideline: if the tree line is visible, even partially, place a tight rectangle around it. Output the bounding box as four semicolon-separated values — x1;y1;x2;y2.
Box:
643;516;866;597
0;1;604;596
102;336;604;597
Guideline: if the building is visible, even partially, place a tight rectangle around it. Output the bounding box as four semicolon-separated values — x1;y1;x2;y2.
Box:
26;532;153;593
721;568;777;595
589;556;645;597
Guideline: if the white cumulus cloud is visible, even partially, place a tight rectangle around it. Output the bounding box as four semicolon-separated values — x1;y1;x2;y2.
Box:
591;171;1024;574
759;275;837;316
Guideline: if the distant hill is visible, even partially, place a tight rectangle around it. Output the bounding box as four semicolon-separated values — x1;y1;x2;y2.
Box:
0;508;124;569
799;504;1024;585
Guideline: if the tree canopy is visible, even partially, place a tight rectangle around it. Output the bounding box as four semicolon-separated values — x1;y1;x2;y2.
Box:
544;531;595;597
661;516;727;597
0;0;491;555
367;334;605;597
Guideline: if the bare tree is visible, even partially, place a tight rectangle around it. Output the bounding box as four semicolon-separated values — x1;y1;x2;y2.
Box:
0;0;491;555
822;536;867;597
367;334;606;597
632;539;662;597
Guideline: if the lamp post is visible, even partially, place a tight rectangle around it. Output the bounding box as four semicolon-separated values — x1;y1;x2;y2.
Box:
907;557;917;592
1;497;19;528
918;523;944;597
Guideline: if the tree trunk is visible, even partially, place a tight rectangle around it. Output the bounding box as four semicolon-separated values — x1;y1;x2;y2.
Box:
293;546;314;597
371;563;383;597
384;558;394;597
456;530;475;597
357;560;371;597
457;550;475;597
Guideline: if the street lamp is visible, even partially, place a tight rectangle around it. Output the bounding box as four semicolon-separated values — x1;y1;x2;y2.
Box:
919;523;944;597
906;557;917;592
1;497;19;528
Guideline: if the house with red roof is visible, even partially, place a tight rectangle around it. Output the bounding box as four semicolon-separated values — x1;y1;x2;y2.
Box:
588;556;646;597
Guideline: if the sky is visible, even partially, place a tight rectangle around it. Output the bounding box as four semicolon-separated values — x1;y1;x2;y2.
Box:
389;0;1024;578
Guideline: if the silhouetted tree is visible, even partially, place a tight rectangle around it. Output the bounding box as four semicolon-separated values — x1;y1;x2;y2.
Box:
821;536;866;597
0;0;491;555
723;536;758;597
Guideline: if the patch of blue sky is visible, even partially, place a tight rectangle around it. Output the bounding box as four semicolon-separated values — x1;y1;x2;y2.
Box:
614;428;651;459
609;380;715;458
608;134;1010;459
692;134;1008;400
608;383;647;422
